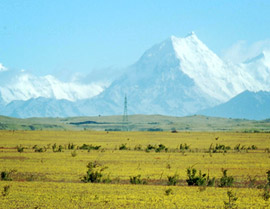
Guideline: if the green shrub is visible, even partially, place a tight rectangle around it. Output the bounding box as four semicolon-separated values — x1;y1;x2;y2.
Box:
2;185;10;197
33;146;47;152
145;144;156;152
155;144;168;152
119;144;128;150
224;190;238;209
134;144;142;151
129;175;146;184
68;143;76;150
16;145;24;153
79;144;101;151
52;143;57;151
81;161;108;183
179;143;190;151
263;187;270;201
51;144;64;152
145;144;168;152
234;144;246;152
220;169;234;187
167;174;179;186
267;170;270;186
209;143;230;153
251;145;257;150
262;170;270;201
1;170;15;181
165;188;173;195
186;168;207;186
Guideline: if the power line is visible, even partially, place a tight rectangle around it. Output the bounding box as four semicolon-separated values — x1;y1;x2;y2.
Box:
122;95;128;131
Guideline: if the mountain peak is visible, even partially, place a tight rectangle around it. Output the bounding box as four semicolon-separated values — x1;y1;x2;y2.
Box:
185;31;196;37
171;32;199;43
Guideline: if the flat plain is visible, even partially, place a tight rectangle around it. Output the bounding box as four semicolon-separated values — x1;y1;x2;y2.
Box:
0;130;270;208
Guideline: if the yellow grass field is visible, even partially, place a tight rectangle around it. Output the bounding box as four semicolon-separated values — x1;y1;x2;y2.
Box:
0;130;270;208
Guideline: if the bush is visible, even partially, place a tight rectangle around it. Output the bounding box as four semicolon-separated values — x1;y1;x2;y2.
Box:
186;168;207;186
145;144;168;152
33;145;47;152
167;174;179;186
267;170;270;186
145;144;156;152
179;143;190;151
16;145;24;153
209;143;230;153
262;170;270;201
81;161;109;183
68;143;76;150
52;143;64;152
234;144;246;152
134;144;142;151
224;190;238;209
1;170;15;181
2;185;10;197
79;144;101;151
119;144;128;150
263;188;270;201
129;175;146;184
220;169;234;187
251;145;257;150
155;144;168;152
165;188;173;195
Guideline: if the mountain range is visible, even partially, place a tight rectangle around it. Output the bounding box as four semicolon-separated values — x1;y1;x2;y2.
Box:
0;32;269;119
198;90;270;120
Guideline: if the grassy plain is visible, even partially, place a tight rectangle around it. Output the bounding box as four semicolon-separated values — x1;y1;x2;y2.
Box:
1;114;270;132
0;130;270;208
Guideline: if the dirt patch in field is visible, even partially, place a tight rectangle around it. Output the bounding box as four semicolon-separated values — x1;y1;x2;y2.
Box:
0;147;16;149
0;156;29;160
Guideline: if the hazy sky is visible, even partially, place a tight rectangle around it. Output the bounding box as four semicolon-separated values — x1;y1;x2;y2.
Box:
0;0;270;76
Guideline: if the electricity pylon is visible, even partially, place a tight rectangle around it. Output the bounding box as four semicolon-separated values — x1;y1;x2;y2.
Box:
122;95;128;131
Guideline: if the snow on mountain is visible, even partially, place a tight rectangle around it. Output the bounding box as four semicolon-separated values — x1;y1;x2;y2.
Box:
171;33;270;102
0;70;105;104
79;32;270;117
1;32;270;118
79;33;225;116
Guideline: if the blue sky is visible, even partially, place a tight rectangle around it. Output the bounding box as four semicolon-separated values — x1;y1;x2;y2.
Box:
0;0;270;77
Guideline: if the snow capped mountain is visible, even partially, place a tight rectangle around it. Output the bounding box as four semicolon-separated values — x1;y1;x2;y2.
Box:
79;33;219;116
79;32;270;117
0;32;270;118
172;33;240;101
0;70;105;104
171;33;270;102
